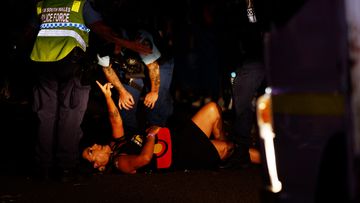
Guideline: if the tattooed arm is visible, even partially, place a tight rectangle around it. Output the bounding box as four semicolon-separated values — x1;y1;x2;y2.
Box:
95;81;124;138
102;64;135;110
143;61;160;109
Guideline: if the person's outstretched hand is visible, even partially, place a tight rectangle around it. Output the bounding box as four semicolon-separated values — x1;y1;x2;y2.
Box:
96;80;113;98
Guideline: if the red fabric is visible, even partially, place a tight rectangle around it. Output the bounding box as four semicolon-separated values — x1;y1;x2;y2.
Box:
154;128;172;169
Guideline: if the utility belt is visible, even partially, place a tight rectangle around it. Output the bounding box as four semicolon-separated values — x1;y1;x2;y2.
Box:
111;49;147;92
119;75;144;92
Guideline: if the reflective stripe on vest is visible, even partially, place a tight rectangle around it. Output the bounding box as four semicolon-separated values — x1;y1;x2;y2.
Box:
40;22;90;32
38;29;86;51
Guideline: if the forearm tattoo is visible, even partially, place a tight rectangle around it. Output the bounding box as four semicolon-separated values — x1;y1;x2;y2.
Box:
148;63;160;91
103;66;126;92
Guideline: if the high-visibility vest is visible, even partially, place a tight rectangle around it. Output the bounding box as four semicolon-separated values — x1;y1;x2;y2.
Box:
30;0;90;62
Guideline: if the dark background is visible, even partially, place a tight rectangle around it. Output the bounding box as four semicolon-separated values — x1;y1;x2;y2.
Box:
2;0;359;202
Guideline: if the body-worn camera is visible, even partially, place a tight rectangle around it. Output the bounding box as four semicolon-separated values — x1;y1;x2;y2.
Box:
112;49;146;79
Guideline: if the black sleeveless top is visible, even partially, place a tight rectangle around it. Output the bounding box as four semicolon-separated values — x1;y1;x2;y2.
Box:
110;134;144;158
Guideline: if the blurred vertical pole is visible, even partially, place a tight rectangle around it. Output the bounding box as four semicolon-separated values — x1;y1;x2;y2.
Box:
346;0;360;162
345;0;360;200
265;0;355;202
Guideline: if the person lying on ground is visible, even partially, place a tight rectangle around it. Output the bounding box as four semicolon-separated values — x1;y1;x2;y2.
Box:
82;81;259;174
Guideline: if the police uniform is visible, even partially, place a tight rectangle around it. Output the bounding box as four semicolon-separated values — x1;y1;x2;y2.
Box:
30;0;99;173
115;29;161;135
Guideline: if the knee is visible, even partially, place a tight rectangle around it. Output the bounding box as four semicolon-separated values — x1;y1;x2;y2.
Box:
205;102;221;117
205;101;217;110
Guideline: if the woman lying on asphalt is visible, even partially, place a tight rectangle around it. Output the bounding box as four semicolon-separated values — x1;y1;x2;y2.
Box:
82;81;259;174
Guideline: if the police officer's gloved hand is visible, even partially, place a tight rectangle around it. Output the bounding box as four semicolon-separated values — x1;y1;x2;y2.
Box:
97;54;110;67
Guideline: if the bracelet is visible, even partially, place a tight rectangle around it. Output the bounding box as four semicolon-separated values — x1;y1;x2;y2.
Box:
147;133;156;138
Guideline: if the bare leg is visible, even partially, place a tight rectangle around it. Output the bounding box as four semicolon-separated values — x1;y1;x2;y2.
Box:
211;103;226;140
191;102;223;139
191;102;234;160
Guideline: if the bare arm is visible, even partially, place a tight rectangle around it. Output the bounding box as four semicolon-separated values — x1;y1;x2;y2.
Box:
89;21;152;55
95;81;124;138
147;62;160;93
113;126;161;174
102;64;135;110
114;135;156;174
143;61;160;109
102;64;126;94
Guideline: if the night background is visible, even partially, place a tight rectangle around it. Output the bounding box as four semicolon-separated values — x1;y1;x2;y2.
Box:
1;0;359;202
